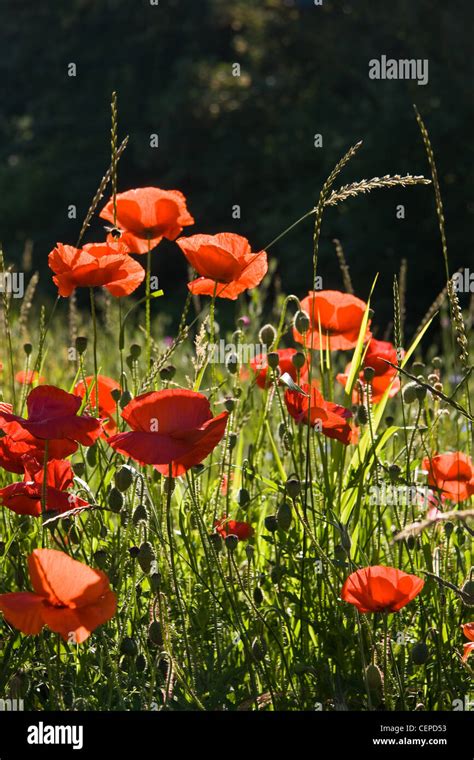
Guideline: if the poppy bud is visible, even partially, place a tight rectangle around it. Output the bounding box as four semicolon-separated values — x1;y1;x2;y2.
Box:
114;465;134;492
253;587;263;605
129;546;140;559
406;535;416;550
135;653;146;673
355;404;369;425
0;541;5;556
120;637;138;657
225;534;239;552
224;398;235;412
294;310;310;334
226;353;238;374
23;343;33;356
443;521;454;538
73;462;85;477
208;532;223;552
267;352;280;370
228;432;237;450
137;541;155;574
433;382;443;393
108;487;124;513
86;445;97;466
292;351;306;370
402;382;418;404
414;384;427;401
75;336;88;355
252;637;267;661
277;502;292;531
149;621;163;646
265;515;278;533
286;476;301;499
130;343;141;359
93;550;107;569
411;642;429;665
111;388;122;403
412;361;425;372
245;544;254;562
237;488;250;507
365;664;384;693
363;366;375;382
9;670;29;699
340;527;351;553
385;415;394;426
258;324;276;347
150;571;161;593
271;565;285;583
119;390;133;409
133;503;148;525
389;464;401;483
461;579;474;605
432;356;442;368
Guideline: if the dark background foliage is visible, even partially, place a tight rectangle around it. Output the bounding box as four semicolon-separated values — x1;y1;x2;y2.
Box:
1;0;472;333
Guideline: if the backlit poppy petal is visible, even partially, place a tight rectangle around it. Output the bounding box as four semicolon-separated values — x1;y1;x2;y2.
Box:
0;592;46;635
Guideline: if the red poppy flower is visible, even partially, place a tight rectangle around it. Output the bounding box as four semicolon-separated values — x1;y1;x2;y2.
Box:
250;348;310;389
336;339;401;403
422;452;474;503
100;187;194;254
341;566;424;614
176;233;268;300
108;389;228;477
74;375;120;435
215;516;254;541
0;548;116;642
15;370;45;386
48;241;145;297
0;386;102;448
293;290;371;351
461;623;474;663
0;429;76;472
0;458;88;517
284;381;356;445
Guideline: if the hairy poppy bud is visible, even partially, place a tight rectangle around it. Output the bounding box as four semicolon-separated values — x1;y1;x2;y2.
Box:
286;476;301;499
294;310;310;334
444;521;454;538
110;388;121;403
414;384;427;402
120;637;138;657
108;487;124;513
432;356;442;369
245;544;254;562
355;404;369;425
237;488;250;507
402;382;418;404
277;502;292;531
265;515;278;533
267;352;280;370
252;637;267;661
225;534;239;552
412;361;425;372
363;366;375;382
130;343;141;359
93;550;107;569
115;465;134;492
137;541;155;574
129;546;140;559
366;664;384;693
119;390;132;409
389;464;401;483
149;621;163;646
86;445;97;466
75;336;88;355
224;398;235;412
150;571;161;593
226;353;238;374
228;432;237;450
23;343;33;356
73;462;85;477
208;532;223;552
411;642;429;665
258;324;276;347
461;579;474;605
291;351;306;370
340;526;351;553
133;503;148;525
253;587;263;605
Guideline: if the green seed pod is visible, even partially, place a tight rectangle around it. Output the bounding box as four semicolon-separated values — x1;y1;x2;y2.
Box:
259;324;277;347
267;352;280;370
226;353;238;374
120;637;138;657
135;654;146;673
253;587;263;606
286;476;301;499
132;503;148;526
402;382;418;404
236;488;250;508
86;445;97;467
277;502;292;531
365;663;384;692
294;310;310;334
149;621;163;646
252;637;267;661
411;642;429;665
72;462;85;477
224;534;239;552
265;515;278;533
114;465;134;492
363;366;375;382
224;398;235;412
137;541;155;574
75;336;88;355
119;390;133;409
129;343;141;359
93;550;107;569
108;487;124;513
292;351;306;370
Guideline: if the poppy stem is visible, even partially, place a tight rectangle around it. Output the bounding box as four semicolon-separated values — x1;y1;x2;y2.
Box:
89;287;99;415
41;440;49;516
145;240;152;372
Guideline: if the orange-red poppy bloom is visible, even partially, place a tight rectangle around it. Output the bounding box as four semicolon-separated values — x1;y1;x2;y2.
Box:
48;241;145;297
284;381;356;445
422;452;474;504
0;548;116;642
293;290;371;351
15;370;45;386
0;435;74;473
176;233;268;300
250;348;310;389
461;623;474;663
0;386;102;449
336;338;401;403
74;375;120;435
215;516;254;541
341;565;424;614
0;458;88;517
100;187;194;254
108;389;228;477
